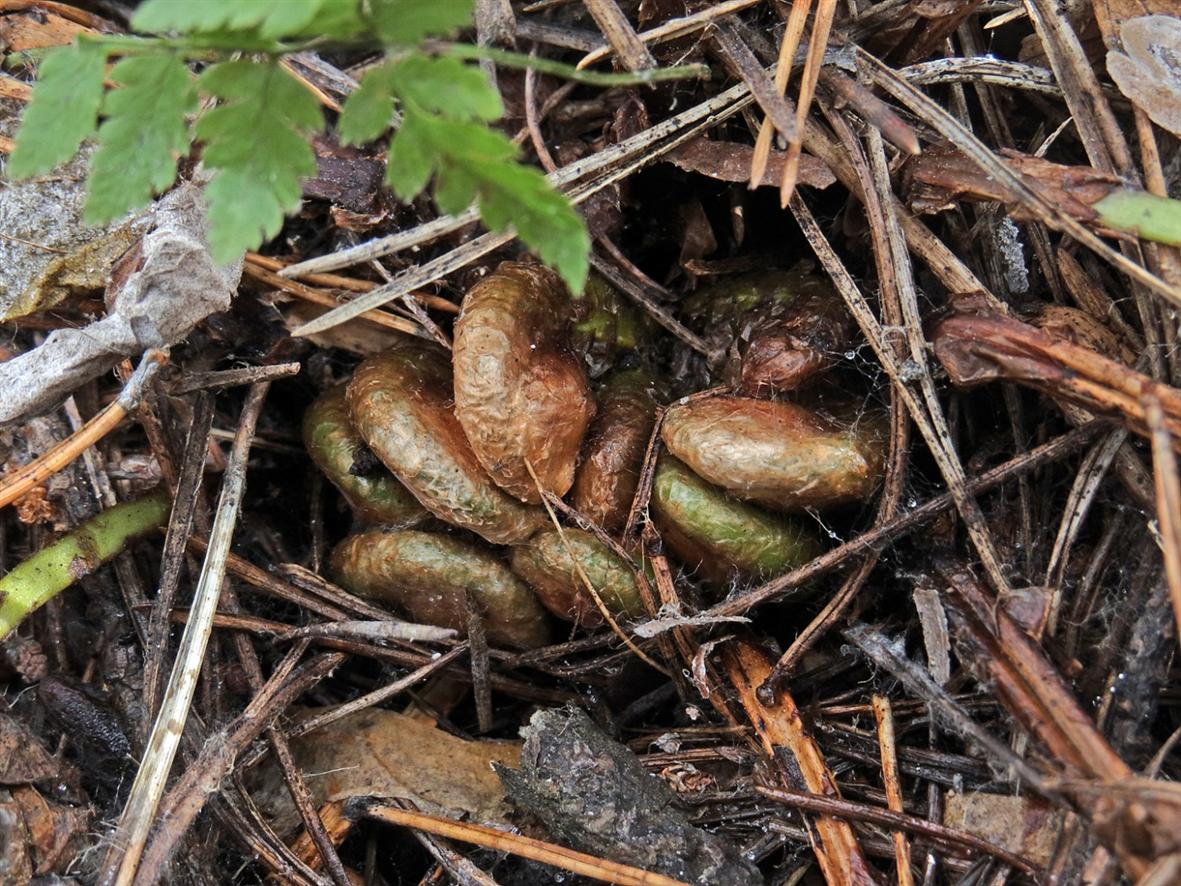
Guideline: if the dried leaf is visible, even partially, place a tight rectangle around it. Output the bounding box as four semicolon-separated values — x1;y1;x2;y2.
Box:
944;791;1066;867
250;708;521;835
10;784;89;876
1107;15;1181;137
0;716;59;785
0;179;242;424
4;224;140;321
666;137;835;189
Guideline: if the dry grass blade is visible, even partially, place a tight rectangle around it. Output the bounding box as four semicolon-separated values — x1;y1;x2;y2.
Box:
141;392;214;722
861;50;1181;308
749;0;811;187
131;650;346;886
100;382;272;886
359;802;691;886
0;350;165;510
1143;390;1181;651
780;0;836;206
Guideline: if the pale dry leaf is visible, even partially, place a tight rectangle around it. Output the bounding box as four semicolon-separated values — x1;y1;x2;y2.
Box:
249;708;521;835
0;179;242;423
1107;15;1181;137
944;790;1067;867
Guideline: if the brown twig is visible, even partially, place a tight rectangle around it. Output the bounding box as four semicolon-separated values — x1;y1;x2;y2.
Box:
101;381;271;886
724;639;876;883
358;802;690;886
581;0;654;71
0;349;166;510
872;696;914;886
142;392;214;721
756;786;1043;879
132;650;347;886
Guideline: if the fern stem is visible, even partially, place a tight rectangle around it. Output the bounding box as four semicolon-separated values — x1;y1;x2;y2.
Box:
0;490;171;640
433;42;711;85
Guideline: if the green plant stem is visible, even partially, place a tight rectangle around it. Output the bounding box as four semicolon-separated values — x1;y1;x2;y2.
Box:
432;42;711;85
84;33;712;86
0;489;171;640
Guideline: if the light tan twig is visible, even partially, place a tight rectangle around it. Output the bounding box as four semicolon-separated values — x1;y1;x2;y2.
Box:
780;0;836;206
101;382;272;886
871;695;914;886
750;0;811;187
363;803;690;886
0;350;165;510
1144;389;1181;653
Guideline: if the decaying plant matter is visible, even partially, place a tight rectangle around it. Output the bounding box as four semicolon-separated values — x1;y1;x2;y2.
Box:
3;0;1181;884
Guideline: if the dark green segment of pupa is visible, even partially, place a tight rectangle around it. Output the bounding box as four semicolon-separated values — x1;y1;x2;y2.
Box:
303;385;429;527
511;528;645;627
330;529;551;650
651;456;822;587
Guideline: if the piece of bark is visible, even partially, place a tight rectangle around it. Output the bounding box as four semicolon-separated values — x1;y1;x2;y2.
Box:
497;707;762;886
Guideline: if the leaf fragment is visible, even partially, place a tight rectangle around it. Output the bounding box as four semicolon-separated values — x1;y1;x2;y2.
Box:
368;0;475;44
1094;188;1181;247
8;41;107;178
85;53;197;223
195;60;322;261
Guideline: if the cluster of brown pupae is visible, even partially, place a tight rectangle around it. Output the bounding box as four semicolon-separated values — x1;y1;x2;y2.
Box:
305;262;886;649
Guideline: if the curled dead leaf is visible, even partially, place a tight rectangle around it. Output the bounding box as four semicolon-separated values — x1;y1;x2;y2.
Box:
1107;15;1181;137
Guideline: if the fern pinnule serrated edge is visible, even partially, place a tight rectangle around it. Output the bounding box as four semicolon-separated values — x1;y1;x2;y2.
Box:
6;0;709;291
7;40;106;178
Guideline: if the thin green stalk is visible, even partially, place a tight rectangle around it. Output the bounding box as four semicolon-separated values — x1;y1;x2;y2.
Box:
433;42;711;85
0;489;171;639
